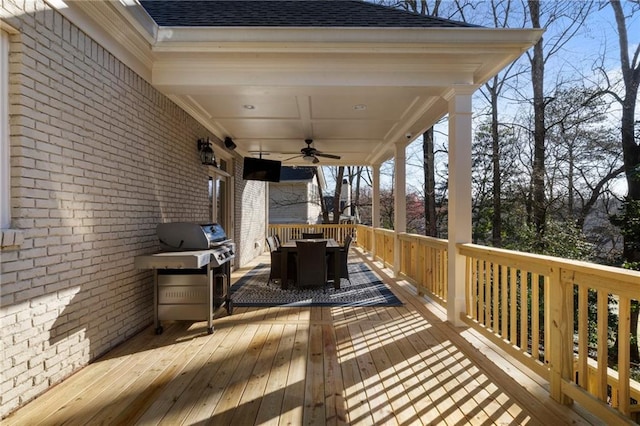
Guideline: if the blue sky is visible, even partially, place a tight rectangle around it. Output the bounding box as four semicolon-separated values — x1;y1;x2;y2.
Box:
324;2;639;197
409;1;638;195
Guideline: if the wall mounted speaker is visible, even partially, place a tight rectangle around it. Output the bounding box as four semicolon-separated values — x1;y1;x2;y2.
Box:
224;137;237;150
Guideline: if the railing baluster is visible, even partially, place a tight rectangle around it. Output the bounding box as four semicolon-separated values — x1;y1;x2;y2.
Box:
520;270;528;352
618;296;631;416
532;272;540;361
509;267;517;345
471;257;478;320
501;264;508;339
491;262;500;334
577;285;588;388
596;289;608;402
465;255;472;316
543;275;550;366
480;260;486;326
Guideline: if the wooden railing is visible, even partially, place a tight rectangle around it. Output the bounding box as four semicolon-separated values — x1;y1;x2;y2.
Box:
373;228;395;268
398;233;448;305
459;243;640;423
459;244;552;378
267;224;640;422
355;224;372;252
268;224;356;245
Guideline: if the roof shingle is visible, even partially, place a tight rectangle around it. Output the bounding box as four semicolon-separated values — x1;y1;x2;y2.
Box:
279;166;317;181
139;0;476;28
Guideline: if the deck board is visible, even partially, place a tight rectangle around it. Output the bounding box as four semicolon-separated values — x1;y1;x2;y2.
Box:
3;251;598;426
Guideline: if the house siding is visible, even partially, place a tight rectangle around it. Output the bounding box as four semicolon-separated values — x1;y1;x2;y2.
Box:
269;181;321;224
235;164;267;258
0;2;266;417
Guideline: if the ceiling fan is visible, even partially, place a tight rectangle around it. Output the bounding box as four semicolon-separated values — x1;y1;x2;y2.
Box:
285;139;341;164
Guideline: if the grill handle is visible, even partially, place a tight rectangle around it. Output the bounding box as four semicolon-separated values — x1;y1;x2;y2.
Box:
159;238;184;250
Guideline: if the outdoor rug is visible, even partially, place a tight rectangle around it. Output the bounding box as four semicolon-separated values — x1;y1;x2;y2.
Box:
230;262;403;307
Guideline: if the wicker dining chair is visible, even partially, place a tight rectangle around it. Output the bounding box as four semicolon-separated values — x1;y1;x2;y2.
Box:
266;237;281;285
328;234;352;287
295;240;328;291
301;232;324;239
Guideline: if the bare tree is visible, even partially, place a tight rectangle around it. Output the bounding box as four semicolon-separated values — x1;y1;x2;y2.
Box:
608;0;640;257
479;0;528;247
525;0;594;249
331;166;345;224
528;0;547;247
385;0;476;237
605;0;640;364
544;86;623;230
423;128;438;236
315;171;329;223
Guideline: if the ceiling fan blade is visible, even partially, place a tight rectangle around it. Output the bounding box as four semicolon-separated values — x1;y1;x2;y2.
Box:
312;156;320;164
315;152;341;160
284;154;302;161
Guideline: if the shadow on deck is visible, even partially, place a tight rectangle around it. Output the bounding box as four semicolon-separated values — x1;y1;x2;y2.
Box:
3;249;599;425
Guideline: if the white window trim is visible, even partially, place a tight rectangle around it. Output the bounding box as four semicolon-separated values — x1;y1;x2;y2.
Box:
1;30;10;229
0;28;23;249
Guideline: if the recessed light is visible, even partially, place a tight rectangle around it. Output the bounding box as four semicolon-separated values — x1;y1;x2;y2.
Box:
243;104;255;110
353;104;367;111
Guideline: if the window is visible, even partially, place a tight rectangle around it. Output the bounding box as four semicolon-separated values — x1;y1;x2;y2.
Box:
208;174;228;230
1;30;10;229
207;160;233;241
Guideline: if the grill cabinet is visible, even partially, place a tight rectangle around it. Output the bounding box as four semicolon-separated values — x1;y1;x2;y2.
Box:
134;223;235;335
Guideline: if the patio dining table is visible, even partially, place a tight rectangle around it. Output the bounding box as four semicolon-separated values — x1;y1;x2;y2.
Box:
279;239;341;290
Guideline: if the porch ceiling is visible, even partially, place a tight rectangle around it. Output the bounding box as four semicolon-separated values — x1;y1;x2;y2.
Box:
61;1;542;166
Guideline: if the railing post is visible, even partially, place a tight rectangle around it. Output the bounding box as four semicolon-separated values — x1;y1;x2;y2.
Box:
549;266;574;405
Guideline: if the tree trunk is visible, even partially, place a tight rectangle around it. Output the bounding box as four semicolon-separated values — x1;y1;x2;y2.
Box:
567;133;575;222
490;79;502;247
332;166;345;224
423;128;438;237
316;171;329;223
354;166;362;223
528;0;547;249
610;0;640;363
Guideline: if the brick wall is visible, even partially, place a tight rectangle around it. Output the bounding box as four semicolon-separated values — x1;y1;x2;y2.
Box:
0;2;266;417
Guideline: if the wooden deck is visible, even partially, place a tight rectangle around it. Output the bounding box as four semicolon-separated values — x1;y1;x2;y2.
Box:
3;251;598;425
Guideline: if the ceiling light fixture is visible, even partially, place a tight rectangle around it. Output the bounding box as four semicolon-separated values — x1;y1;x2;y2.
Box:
353;104;367;110
243;104;255;110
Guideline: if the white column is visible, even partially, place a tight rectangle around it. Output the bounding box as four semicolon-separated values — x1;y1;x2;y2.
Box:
265;181;270;245
446;88;473;326
393;143;407;277
371;164;381;260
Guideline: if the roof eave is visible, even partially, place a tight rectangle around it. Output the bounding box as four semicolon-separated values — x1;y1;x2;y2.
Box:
153;27;543;53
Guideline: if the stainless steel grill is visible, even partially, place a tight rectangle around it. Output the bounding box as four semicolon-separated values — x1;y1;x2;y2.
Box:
134;222;235;335
157;222;235;267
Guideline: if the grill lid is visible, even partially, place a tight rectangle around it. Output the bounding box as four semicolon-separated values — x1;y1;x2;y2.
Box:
157;222;228;251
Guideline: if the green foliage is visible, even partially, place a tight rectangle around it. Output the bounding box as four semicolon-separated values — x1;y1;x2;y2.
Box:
611;199;640;262
503;219;595;261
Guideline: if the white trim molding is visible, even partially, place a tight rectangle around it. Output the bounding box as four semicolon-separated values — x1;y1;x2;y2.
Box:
0;29;24;249
1;29;10;229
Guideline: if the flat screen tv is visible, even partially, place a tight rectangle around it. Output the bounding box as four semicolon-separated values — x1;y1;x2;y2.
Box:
242;157;281;182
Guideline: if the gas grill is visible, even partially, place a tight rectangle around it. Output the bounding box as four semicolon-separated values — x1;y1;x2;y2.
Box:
134;223;235;335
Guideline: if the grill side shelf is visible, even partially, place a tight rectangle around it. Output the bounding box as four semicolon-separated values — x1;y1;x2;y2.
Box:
134;250;214;270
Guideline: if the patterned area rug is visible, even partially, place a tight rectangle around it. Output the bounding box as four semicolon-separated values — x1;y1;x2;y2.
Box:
230;262;403;307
